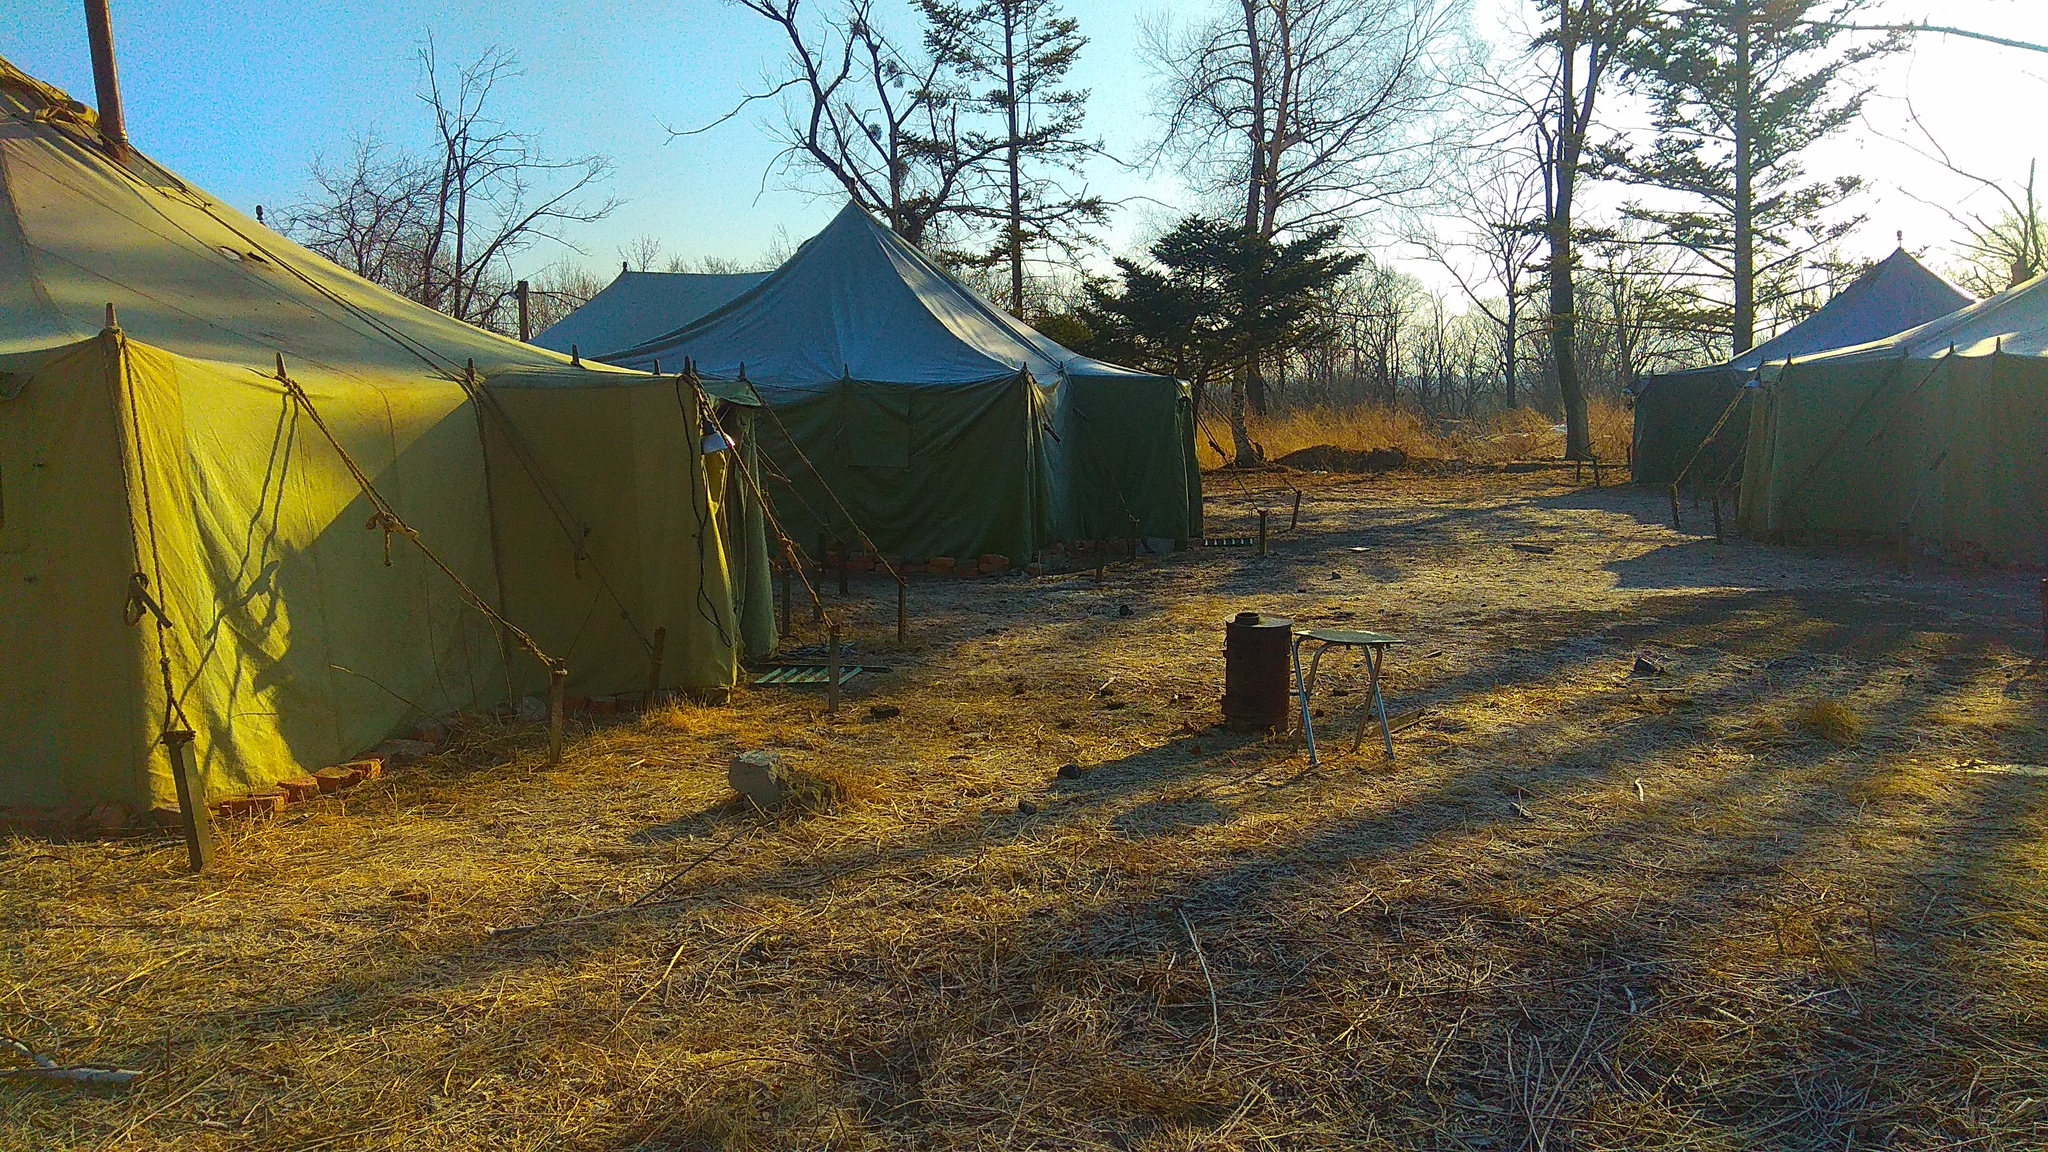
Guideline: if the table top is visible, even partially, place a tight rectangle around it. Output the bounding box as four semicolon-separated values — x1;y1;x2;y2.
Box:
1298;628;1404;647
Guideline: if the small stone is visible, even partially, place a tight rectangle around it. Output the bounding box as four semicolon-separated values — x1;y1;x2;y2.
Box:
1631;655;1668;677
374;739;434;764
1117;604;1134;617
1055;762;1084;779
414;718;449;745
89;801;133;832
516;696;547;724
1103;700;1127;710
1189;743;1203;755
1017;799;1039;815
867;703;901;720
729;750;787;810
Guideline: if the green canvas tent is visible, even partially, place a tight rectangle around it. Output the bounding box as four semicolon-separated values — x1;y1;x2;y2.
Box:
0;58;771;820
534;268;768;361
1632;249;1969;488
602;204;1201;563
1738;269;2048;564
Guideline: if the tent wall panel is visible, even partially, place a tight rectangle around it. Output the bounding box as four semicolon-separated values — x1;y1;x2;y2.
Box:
0;340;150;812
1058;374;1200;544
757;376;1054;562
1737;354;2048;565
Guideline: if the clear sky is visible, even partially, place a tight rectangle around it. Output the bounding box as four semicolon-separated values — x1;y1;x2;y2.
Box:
5;0;2046;297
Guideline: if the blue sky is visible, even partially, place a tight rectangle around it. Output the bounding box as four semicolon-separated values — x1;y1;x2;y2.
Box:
6;0;1177;277
7;1;2048;296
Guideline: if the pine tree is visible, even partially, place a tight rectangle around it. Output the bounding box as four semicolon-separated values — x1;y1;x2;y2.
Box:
1598;1;1903;352
920;0;1104;317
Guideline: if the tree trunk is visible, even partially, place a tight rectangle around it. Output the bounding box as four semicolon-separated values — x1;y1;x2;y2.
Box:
1551;3;1592;461
1504;287;1518;410
1731;0;1755;355
1004;6;1026;318
1228;378;1258;465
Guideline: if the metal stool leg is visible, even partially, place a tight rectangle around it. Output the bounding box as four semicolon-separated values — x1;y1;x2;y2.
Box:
1365;644;1394;759
1296;640;1331;769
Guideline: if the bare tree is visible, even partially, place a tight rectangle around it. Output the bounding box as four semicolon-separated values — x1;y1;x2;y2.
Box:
284;42;617;335
1149;0;1474;239
414;42;618;328
282;135;434;298
1410;147;1545;408
1528;0;1646;460
619;234;667;272
1879;104;2044;297
694;0;1001;246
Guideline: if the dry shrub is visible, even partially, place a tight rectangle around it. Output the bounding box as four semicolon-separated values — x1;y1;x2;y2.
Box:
1846;760;1955;809
1798;698;1864;744
1203;398;1632;471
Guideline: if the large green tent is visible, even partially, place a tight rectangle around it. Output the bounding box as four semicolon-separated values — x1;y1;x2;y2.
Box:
0;59;771;820
1632;249;1968;488
1738;270;2048;564
602;204;1201;563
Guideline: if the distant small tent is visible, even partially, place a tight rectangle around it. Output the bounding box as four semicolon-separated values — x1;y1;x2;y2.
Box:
1739;270;2048;564
0;58;771;818
602;203;1201;562
1632;249;1969;488
534;270;769;360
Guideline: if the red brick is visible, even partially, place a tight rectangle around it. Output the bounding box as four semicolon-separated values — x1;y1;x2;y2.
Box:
590;695;618;715
977;554;1010;575
1026;563;1046;577
927;556;956;575
614;691;645;713
214;791;284;818
278;776;322;803
314;765;362;793
350;757;385;782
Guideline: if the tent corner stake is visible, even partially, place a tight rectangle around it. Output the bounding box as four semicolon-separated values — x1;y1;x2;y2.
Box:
547;666;568;764
163;728;214;873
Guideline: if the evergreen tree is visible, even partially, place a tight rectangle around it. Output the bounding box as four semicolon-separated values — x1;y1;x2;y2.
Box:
1598;1;1903;352
920;0;1104;317
1080;217;1363;460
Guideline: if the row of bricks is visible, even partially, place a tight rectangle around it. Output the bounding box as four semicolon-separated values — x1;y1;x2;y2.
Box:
190;756;386;820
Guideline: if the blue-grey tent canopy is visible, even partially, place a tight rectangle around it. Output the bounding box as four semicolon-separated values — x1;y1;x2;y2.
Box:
604;203;1200;562
534;270;769;360
1632;248;1970;487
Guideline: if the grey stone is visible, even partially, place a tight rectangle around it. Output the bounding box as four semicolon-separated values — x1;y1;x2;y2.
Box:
729;750;786;810
515;696;547;724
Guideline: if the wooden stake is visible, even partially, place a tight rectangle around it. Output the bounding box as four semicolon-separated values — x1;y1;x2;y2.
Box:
163;728;214;873
897;579;907;643
1257;509;1269;557
1711;490;1724;544
1289;490;1302;531
646;626;667;703
779;566;793;639
1669;486;1681;531
826;625;842;714
547;666;568;764
516;280;531;343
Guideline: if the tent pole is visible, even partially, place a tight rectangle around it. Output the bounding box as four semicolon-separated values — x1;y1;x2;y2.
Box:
827;625;842;714
548;666;568;764
646;626;667;705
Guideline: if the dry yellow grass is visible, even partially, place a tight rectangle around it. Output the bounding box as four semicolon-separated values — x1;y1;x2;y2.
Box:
1201;399;1634;471
4;474;2045;1150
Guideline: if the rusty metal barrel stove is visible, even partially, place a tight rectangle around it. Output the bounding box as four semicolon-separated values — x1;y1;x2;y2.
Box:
1221;611;1293;732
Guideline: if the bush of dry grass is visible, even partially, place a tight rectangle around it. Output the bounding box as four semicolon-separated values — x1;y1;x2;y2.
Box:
1202;398;1632;471
1797;698;1864;744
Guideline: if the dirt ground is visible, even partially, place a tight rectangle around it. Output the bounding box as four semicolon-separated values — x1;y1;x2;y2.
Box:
4;470;2046;1150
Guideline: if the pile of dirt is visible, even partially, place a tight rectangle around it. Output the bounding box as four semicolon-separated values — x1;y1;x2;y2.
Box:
1272;444;1413;473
